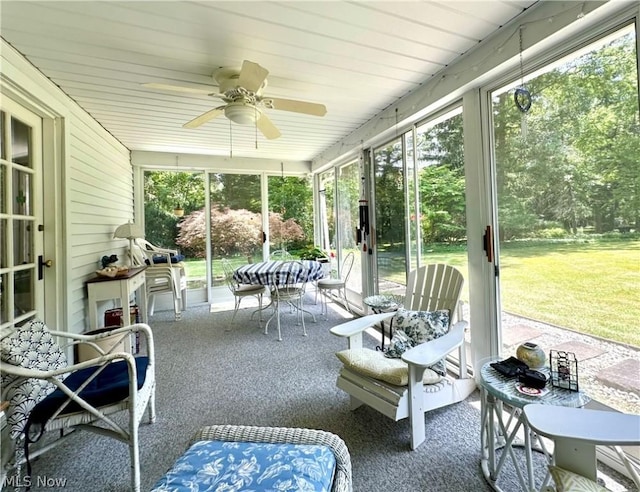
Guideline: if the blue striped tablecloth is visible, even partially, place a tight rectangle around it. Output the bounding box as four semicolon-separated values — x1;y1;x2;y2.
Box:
233;260;325;286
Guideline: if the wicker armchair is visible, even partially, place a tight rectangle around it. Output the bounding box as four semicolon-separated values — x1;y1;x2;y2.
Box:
0;321;156;492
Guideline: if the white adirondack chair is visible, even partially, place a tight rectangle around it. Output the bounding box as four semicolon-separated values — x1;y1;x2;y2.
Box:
330;264;476;450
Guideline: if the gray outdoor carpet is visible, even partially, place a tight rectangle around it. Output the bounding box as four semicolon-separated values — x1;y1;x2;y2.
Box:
7;299;635;491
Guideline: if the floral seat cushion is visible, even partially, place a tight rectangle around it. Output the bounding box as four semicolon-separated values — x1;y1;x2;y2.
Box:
151;439;337;492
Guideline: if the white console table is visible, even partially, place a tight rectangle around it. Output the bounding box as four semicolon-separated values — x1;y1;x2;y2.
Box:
86;266;148;330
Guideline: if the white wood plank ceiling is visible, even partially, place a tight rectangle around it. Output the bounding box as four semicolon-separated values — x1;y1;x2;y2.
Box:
1;1;537;162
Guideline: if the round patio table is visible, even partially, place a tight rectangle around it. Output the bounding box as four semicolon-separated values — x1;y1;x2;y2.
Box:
233;260;325;286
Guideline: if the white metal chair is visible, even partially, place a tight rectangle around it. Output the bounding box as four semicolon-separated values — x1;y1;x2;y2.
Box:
221;259;267;326
265;260;314;341
330;264;476;449
0;320;156;492
316;251;355;317
270;249;294;260
132;238;187;320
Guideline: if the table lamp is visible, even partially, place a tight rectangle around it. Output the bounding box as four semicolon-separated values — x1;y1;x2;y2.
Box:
113;221;144;265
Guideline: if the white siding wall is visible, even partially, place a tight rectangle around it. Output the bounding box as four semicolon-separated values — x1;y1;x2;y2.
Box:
66;119;132;334
1;39;132;334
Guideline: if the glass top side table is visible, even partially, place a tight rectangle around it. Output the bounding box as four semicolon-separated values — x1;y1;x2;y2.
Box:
363;294;404;350
480;361;590;410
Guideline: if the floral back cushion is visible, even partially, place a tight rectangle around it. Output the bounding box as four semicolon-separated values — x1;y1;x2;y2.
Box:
384;308;450;375
0;320;68;439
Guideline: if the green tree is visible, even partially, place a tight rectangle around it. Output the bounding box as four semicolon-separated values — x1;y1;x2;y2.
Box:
176;207;302;258
415;113;466;243
210;174;261;213
144;171;205;249
418;165;466;242
493;32;638;236
374;139;405;250
268;176;314;248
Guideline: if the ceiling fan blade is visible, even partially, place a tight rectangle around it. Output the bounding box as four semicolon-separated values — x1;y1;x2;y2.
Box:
143;82;216;95
268;97;327;117
183;108;225;129
238;60;269;92
256;113;281;140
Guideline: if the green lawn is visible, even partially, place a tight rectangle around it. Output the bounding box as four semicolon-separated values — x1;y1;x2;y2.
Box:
416;239;639;347
184;238;639;347
498;240;639;347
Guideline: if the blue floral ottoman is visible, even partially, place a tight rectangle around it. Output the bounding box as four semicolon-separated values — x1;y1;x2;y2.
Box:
151;425;352;492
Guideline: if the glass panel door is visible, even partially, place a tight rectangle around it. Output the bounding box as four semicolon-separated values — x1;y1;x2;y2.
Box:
413;108;468;304
336;161;362;310
318;169;335;254
370;109;467;310
373;138;407;297
267;175;313;257
490;24;639;414
0;98;43;332
208;173;262;280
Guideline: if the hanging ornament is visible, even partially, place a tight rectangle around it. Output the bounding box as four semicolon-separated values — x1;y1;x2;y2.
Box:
514;26;532;114
514;88;532;113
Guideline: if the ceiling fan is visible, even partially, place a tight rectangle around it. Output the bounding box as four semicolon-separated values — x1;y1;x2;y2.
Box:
143;60;327;140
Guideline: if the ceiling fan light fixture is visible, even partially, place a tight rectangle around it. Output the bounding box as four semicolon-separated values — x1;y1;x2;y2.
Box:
224;102;261;125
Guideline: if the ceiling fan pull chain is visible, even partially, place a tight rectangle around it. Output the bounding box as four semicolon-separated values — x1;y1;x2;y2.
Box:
229;118;233;158
255;106;258;149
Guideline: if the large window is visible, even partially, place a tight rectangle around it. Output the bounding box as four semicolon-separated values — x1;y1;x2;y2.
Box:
144;169;316;305
267;175;314;256
208;173;262;280
143;170;205;288
371;107;467;301
336;161;362;309
373;137;406;296
490;24;639;413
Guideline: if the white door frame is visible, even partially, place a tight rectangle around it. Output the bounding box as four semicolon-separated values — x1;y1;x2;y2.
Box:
0;87;64;333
